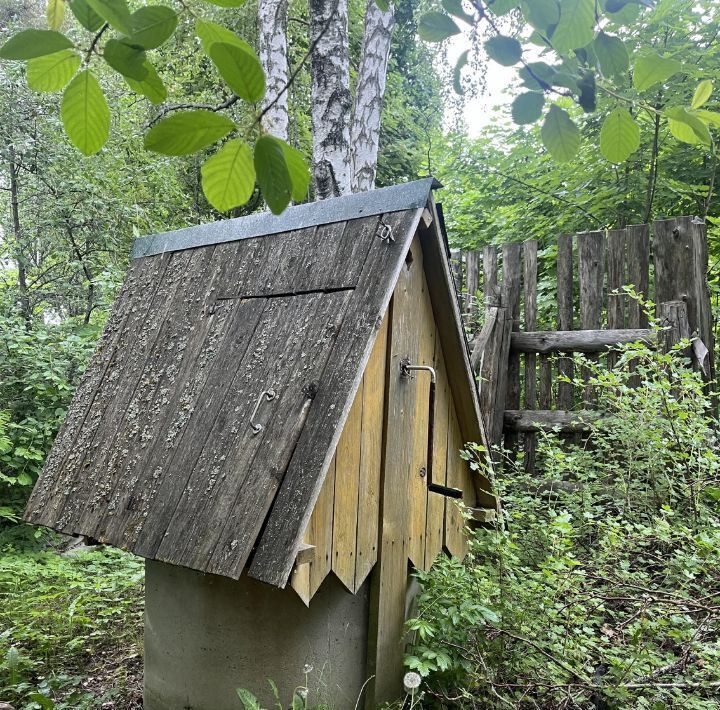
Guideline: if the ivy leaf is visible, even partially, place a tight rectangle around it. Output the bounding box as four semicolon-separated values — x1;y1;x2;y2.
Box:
512;92;544;124
418;12;461;42
484;36;522;66
196;19;256;55
453;50;469;95
254;135;292;215
125;60;167;104
594;32;629;78
521;0;559;31
47;0;66;30
551;0;595;53
541;105;580;161
665;107;712;146
144;111;235;156
60;69;109;155
279;140;310;202
691;80;713;110
201;139;255;212
129;6;178;49
67;0;104;31
103;39;148;81
208;42;265;103
0;29;73;60
85;0;133;35
27;49;81;92
633;52;682;91
441;0;474;24
600;107;640;163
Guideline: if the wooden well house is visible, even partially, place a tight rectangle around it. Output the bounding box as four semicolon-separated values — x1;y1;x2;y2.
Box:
24;179;495;709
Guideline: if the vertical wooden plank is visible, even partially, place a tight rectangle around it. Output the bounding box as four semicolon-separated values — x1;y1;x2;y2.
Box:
424;334;449;571
556;234;574;411
626;224;650;329
577;231;605;404
332;383;364;592
606;229;626;369
290;547;311;606
308;455;336;600
502;243;522;457
465;250;480;322
523;240;538;475
483;245;499;313
354;315;389;592
444;403;466;558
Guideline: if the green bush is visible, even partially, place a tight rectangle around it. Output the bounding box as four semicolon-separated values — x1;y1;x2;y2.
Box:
406;334;720;708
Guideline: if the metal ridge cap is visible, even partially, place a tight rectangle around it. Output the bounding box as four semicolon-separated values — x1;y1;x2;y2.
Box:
131;177;441;259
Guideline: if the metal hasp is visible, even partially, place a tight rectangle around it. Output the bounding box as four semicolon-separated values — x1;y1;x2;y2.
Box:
400;361;463;499
250;389;276;435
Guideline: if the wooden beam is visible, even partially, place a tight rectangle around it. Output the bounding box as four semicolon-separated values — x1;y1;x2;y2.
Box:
503;409;602;433
294;543;316;566
511;328;656;354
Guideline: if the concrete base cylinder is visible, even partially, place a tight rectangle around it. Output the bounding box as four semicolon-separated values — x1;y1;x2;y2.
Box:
144;561;371;710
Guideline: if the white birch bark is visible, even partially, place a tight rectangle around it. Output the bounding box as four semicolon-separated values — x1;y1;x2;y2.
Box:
258;0;289;140
309;0;353;199
350;0;395;193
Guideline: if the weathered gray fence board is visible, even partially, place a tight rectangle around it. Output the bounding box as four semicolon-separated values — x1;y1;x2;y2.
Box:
556;234;574;411
502;243;522;457
578;231;605;404
483;245;499;311
511;329;656;354
523;240;538;474
606;229;626;369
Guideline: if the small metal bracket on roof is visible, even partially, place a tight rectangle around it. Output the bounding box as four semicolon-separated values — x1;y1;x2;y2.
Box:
377;219;394;243
250;388;276;435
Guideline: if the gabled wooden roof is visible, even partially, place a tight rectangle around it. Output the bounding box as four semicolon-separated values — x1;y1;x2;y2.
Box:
25;179;491;588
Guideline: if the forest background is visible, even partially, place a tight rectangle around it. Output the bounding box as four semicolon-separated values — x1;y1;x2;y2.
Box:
0;0;719;707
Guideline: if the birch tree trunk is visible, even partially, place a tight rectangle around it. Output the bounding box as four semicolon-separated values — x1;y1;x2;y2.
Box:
258;0;289;140
350;0;395;193
309;0;353;199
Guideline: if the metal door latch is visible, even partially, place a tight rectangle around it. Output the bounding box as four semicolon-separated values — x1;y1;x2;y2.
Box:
250;388;276;435
377;219;394;243
401;361;462;499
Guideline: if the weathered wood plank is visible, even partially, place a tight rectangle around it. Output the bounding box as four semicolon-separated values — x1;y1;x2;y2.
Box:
483;245;499;312
332;375;364;592
523;240;538;475
511;329;656;353
249;208;425;587
577;231;605;404
444;403;467;559
309;454;336;600
606;229;626;369
658;300;690;353
504;409;601;432
556;234;574;411
626;224;650;329
25;253;170;526
502;243;522;458
354;314;389;592
465;250;480;321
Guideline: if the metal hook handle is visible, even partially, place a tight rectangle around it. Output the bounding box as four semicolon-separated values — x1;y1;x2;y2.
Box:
401;361;462;499
250;388;276;435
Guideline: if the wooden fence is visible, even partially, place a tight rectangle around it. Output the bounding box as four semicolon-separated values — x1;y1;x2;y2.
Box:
454;216;715;474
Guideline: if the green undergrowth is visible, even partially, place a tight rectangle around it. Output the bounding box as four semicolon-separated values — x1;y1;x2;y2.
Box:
0;526;144;709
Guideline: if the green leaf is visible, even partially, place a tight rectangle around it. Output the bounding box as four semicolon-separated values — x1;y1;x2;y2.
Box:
291;693;306;710
541;105;580;161
201;139;255;211
0;29;73;60
103;39;148;80
441;0;474;24
696;110;720;129
27;49;81;92
208;42;265;103
235;689;261;710
129;6;178;49
453;49;468;95
487;0;518;14
254;135;292;215
594;32;629;78
47;0;66;30
125;60;166;104
28;694;54;710
691;80;713;110
60;69;109;155
85;0;133;35
664;107;712;146
551;0;595;53
484;36;522;66
196;19;256;55
512;92;544;124
279;140;310;202
521;0;559;30
418;12;461;42
519;61;556;90
144;111;235;156
375;0;389;9
577;70;596;112
201;0;248;7
68;0;104;31
633;52;682;91
600;107;640;162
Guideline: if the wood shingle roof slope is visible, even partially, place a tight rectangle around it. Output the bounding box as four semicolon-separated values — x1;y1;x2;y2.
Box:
25;178;493;588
